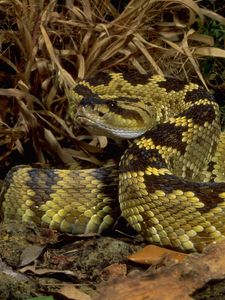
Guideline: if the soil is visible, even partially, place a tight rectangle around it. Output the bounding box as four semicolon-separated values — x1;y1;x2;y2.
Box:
0;220;144;299
0;219;225;300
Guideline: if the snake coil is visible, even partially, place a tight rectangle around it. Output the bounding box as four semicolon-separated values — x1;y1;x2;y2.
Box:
2;72;225;252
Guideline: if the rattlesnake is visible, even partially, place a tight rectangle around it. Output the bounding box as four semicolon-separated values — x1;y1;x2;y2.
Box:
2;72;225;252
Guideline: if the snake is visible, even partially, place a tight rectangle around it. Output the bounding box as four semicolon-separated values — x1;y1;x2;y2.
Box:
2;71;225;252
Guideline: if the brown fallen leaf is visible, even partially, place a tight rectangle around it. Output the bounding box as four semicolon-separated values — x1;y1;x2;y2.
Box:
94;241;225;300
19;265;79;278
100;263;127;281
57;284;91;300
19;245;45;267
128;245;187;265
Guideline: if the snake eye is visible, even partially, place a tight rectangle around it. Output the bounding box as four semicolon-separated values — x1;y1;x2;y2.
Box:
109;101;116;108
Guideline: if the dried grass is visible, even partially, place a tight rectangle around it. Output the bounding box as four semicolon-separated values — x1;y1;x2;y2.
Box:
0;0;225;167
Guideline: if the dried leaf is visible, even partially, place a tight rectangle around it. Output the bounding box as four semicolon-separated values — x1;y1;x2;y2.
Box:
57;284;91;300
194;47;225;58
188;33;214;46
128;245;187;265
43;129;77;164
182;29;207;89
100;263;127;281
19;265;77;277
132;36;164;75
201;8;225;25
19;245;45;267
97;136;108;149
95;241;225;300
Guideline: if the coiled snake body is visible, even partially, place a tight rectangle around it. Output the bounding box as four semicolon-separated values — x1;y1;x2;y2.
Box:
2;72;225;252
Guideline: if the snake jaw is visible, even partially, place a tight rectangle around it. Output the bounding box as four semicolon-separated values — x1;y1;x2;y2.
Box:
76;110;111;137
76;107;148;139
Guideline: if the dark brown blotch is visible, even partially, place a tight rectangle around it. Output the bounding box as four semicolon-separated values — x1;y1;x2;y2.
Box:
184;86;214;103
93;168;120;220
146;122;188;154
86;72;112;86
122;71;151;85
25;168;62;219
157;77;187;92
143;172;225;213
80;95;108;107
196;183;225;213
74;85;96;97
27;169;61;199
179;104;216;126
108;104;143;123
120;146;167;173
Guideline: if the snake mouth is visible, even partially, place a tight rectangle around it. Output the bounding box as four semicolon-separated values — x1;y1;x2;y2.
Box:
76;114;92;126
75;106;148;139
76;112;113;136
76;114;146;139
75;107;95;128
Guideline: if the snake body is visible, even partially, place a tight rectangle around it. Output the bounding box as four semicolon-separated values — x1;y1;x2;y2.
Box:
2;72;225;252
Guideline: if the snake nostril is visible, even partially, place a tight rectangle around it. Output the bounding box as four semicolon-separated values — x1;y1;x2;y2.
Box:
99;112;104;117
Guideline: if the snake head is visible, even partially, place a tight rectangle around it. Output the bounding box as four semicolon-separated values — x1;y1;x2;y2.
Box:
75;95;157;139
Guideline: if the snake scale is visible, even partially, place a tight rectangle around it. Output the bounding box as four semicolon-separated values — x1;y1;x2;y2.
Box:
2;71;225;252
